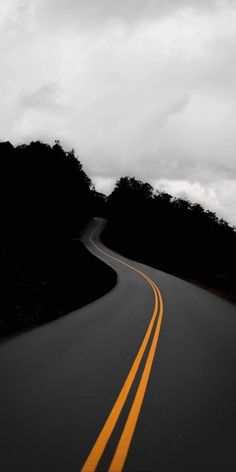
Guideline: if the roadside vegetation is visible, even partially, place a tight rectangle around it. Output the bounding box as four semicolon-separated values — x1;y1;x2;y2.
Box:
1;140;116;337
102;177;236;302
3;141;235;337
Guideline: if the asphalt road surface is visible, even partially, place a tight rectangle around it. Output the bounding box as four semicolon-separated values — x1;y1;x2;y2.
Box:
1;218;236;471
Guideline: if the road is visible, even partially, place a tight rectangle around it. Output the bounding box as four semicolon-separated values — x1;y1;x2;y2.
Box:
1;218;236;471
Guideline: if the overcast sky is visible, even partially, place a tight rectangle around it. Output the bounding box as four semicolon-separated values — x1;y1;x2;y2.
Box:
1;0;236;224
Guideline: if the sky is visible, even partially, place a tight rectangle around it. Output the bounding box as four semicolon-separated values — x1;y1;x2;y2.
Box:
1;0;236;224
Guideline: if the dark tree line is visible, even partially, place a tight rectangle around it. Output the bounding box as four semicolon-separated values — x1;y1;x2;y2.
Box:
1;141;235;336
13;140;92;247
103;177;236;299
1;140;112;335
1;139;106;252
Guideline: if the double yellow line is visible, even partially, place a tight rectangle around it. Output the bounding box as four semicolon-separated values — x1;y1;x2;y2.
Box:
81;227;164;472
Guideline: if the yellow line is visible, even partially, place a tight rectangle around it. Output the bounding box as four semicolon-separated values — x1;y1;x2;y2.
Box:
89;228;158;287
109;285;163;472
81;226;163;472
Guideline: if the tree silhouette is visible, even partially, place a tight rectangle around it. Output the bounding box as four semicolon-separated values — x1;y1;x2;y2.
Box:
1;140;116;335
11;140;93;251
103;176;236;299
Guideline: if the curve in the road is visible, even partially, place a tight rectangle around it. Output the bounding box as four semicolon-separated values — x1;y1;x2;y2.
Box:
81;227;164;472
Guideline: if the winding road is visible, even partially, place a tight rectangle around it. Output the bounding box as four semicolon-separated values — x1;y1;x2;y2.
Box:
1;218;236;471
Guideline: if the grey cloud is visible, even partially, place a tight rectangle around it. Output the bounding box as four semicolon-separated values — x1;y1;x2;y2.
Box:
152;158;236;182
197;36;236;93
19;82;71;113
1;0;236;224
32;0;236;31
81;145;236;184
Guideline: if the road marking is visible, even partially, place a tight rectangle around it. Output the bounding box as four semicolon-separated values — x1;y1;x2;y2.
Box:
109;285;163;472
81;226;163;472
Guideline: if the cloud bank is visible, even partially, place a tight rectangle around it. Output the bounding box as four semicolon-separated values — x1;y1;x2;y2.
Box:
0;0;236;223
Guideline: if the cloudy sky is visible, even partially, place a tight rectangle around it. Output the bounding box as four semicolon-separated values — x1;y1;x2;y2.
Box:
1;0;236;224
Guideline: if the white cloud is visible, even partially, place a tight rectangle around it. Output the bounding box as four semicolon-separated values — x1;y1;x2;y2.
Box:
0;0;236;222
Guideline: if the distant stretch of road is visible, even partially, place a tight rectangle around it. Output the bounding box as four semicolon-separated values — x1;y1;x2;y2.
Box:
1;218;236;471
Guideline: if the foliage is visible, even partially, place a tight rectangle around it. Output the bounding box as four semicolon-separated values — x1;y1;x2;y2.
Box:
0;140;115;335
103;177;236;298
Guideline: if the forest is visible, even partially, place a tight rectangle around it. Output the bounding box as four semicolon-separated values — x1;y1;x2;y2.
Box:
2;141;235;336
1;140;115;336
103;177;236;301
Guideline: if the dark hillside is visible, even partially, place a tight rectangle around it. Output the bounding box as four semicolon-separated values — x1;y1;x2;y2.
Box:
1;141;116;337
103;177;236;302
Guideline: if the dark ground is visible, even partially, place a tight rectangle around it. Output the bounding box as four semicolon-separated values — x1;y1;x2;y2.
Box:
5;239;116;338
